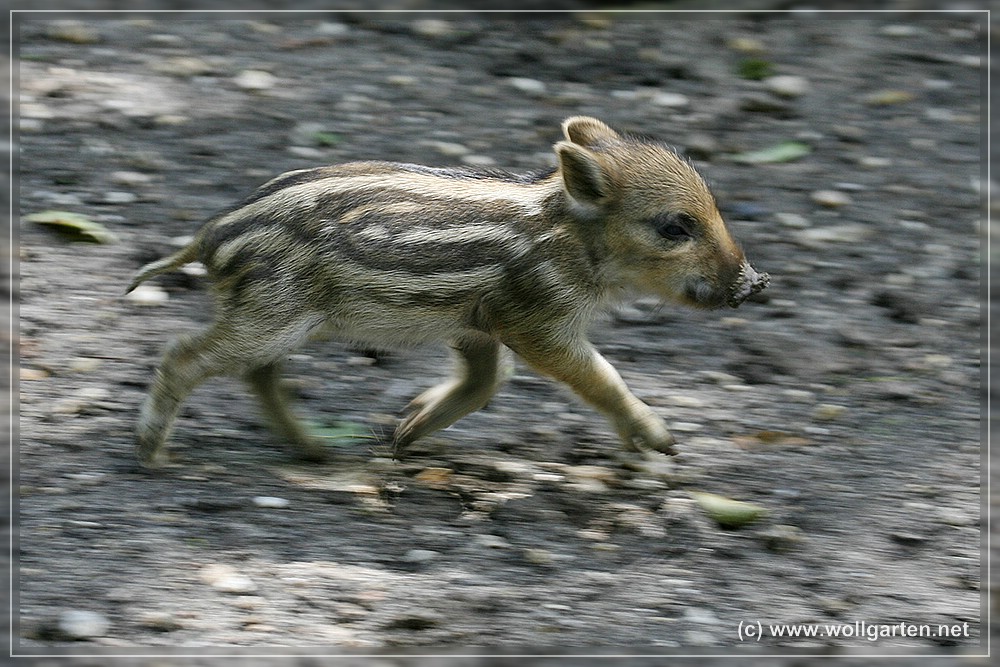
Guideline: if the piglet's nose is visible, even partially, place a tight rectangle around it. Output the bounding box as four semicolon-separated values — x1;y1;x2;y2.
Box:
727;262;770;308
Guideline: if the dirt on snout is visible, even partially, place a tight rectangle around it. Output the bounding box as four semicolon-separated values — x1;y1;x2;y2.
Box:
14;6;987;663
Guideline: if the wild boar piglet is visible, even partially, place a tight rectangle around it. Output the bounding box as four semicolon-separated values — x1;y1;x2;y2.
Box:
127;116;769;468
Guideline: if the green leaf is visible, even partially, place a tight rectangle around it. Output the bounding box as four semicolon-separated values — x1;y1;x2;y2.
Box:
737;58;773;81
309;421;375;448
691;491;766;528
26;210;118;244
730;141;811;164
312;131;342;147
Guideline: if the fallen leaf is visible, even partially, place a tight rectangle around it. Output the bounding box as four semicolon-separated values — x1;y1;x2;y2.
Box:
730;141;812;164
865;89;915;106
309;421;374;448
26;210;118;244
691;491;766;528
414;467;453;489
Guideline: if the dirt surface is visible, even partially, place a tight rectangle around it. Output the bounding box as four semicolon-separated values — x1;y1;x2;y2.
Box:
14;8;988;662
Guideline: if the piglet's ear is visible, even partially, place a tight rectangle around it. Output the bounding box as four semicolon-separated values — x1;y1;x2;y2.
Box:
556;140;611;206
562;116;620;148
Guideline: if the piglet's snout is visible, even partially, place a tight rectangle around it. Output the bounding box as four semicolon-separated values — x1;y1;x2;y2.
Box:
727;261;770;308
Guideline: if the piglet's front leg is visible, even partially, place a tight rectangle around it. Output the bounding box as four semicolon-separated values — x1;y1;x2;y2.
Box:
508;335;677;455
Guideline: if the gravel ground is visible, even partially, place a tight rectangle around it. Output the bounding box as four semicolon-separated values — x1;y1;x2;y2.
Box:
12;6;990;664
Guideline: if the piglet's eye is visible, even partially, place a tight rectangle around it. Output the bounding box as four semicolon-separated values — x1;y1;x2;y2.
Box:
652;213;695;241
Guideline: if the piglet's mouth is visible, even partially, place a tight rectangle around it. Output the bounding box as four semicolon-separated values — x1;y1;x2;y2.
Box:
727;262;770;308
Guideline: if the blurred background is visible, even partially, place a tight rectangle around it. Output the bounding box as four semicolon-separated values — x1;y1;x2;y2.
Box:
11;1;991;664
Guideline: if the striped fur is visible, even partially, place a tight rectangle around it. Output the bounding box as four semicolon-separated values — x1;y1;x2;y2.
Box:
128;116;768;468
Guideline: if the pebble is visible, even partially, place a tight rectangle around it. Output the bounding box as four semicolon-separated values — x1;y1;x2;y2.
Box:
103;191;138;204
727;36;766;54
669;395;705;408
810;189;853;207
651;92;689;107
428;141;471;157
684;607;720;625
460;154;497;167
880;24;920;37
813;404;847;421
154;56;213;78
138;610;183;632
124;284;169;306
937;507;975;527
403;548;439;563
411;19;454;38
858;156;893;168
316;22;350;37
795;224;871;247
69;357;101;372
765;75;810;98
233;70;277;90
201;564;257;594
507;77;547;95
252;496;290;509
565;465;617;486
47;21;101;44
58;610;110;639
775;212;811;228
474;534;511;549
523;548;556;566
671;421;703;433
110;171;153;186
683;133;719;160
759;524;805;552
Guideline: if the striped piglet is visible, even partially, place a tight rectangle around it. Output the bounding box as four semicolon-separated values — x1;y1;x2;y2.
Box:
127;116;768;468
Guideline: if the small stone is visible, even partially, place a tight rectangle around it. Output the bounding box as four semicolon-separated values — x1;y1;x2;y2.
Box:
103;191;138;204
795;224;871;247
460;154;496;167
316;22;350;37
428;141;469;156
565;464;616;483
138;610;183;632
775;212;810;228
651;92;689;107
252;496;289;509
154;56;213;78
739;93;791;114
858;156;893;168
234;70;277;90
402;549;439;563
889;531;929;546
671;421;703;433
58;610;110;639
523;548;556;565
387;74;418;87
880;24;920;37
759;524;805;551
766;75;810;97
507;77;547;95
865;90;914;106
937;507;976;527
110;171;153;186
727;37;766;54
125;284;169;306
474;534;511;549
810;190;853;207
684;607;721;625
411;19;454;38
813;404;847;420
201;564;257;594
47;21;101;44
683;133;719;160
669;395;705;408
